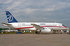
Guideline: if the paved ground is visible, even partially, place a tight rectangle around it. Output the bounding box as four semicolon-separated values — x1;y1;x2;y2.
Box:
0;34;70;46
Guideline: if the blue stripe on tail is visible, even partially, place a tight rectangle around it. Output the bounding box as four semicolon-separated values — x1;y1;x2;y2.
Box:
6;11;18;23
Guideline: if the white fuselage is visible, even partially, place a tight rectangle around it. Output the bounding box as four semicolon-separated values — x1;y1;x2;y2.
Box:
8;22;67;30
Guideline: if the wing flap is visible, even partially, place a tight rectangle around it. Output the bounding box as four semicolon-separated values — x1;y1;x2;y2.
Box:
31;24;43;30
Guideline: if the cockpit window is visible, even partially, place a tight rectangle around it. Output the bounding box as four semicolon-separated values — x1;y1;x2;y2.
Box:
62;24;66;26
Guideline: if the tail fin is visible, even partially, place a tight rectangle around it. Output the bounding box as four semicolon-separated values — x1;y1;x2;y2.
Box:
6;11;18;23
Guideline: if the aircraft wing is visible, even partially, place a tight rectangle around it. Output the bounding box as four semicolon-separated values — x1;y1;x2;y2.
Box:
31;24;43;30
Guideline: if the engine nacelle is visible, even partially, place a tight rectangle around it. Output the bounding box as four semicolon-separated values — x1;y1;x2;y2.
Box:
41;28;51;33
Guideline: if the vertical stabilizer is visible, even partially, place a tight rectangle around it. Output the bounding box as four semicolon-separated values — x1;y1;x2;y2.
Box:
6;11;18;23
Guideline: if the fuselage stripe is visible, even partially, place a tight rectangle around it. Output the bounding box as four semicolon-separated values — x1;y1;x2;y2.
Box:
16;26;67;29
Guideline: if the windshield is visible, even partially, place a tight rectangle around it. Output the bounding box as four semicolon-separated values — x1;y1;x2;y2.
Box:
62;24;67;27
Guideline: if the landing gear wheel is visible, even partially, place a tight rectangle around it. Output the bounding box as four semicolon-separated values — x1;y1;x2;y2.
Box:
35;31;40;34
52;30;57;34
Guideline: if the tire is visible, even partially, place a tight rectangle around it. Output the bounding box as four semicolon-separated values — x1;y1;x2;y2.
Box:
35;31;40;34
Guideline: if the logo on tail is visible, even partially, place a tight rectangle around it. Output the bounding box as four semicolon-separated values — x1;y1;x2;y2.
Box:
6;11;18;23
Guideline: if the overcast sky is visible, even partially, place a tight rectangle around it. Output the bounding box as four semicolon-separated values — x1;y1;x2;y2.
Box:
0;0;70;27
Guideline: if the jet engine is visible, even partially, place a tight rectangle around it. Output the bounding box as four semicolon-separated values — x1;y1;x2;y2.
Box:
41;28;51;33
36;27;51;34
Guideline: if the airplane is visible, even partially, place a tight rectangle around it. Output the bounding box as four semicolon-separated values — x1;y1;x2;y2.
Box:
2;11;69;34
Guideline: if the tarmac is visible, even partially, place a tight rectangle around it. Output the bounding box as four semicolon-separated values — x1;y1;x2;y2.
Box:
0;34;70;46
